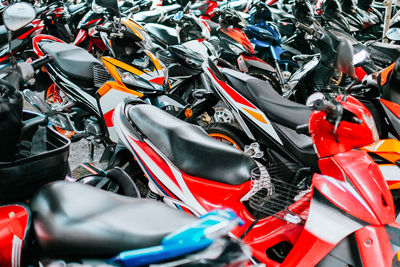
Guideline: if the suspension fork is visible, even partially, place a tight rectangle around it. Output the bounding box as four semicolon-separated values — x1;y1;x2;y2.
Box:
269;46;285;85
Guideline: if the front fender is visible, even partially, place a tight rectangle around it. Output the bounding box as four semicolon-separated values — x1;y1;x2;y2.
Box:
237;54;276;73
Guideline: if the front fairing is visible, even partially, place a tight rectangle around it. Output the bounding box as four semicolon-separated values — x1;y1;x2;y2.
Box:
219;28;255;54
78;11;103;30
101;51;168;94
246;24;281;45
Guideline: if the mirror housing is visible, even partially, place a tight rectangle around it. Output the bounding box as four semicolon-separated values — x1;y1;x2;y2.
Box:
94;0;119;14
3;2;35;32
306;92;325;107
336;39;355;78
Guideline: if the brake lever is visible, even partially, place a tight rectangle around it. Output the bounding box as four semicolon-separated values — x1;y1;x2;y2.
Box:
333;103;343;137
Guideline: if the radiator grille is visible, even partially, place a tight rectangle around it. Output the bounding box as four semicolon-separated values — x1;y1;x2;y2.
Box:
93;64;111;88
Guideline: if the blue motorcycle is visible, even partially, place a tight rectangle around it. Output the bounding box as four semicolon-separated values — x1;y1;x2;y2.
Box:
246;1;300;93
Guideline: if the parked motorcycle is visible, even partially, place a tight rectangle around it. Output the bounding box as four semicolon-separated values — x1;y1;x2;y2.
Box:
111;77;400;266
28;0;189;162
0;5;44;64
37;0;75;42
1;181;250;267
246;1;300;93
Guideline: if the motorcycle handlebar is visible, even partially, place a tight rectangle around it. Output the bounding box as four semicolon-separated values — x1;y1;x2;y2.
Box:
314;99;340;118
295;124;309;134
295;22;314;35
31;55;54;70
95;25;113;33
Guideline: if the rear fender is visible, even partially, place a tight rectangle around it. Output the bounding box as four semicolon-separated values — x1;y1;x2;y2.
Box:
237;54;276;73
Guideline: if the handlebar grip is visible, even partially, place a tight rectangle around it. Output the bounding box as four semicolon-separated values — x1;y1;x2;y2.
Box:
31;55;54;70
295;22;314;35
296;124;309;134
95;25;113;33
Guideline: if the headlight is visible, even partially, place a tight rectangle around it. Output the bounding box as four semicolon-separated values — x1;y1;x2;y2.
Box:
363;114;379;142
120;71;137;86
137;28;153;50
92;1;106;14
228;43;244;54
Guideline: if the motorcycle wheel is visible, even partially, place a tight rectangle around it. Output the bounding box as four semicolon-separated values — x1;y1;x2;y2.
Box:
247;68;282;94
76;167;140;197
204;122;249;150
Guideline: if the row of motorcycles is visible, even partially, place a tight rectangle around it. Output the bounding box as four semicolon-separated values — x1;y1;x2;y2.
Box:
3;0;400;266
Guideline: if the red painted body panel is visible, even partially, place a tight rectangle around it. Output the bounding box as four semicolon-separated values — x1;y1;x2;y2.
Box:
0;205;30;267
355;225;393;267
355;66;368;81
220;28;255;54
309;95;377;157
33;34;65;57
328;151;395;225
380;99;400;119
207;67;256;109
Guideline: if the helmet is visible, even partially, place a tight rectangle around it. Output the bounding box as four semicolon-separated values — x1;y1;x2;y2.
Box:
217;8;246;28
341;0;357;13
249;1;272;24
176;14;210;43
292;0;314;24
319;0;342;15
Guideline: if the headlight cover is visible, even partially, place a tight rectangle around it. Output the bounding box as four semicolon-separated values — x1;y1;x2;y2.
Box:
363;114;379;142
228;43;245;54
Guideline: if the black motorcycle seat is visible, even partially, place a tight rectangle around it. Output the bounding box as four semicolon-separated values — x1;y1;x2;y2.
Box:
30;181;196;258
41;42;99;83
144;23;179;46
66;3;86;14
128;104;257;185
369;42;400;62
133;10;162;23
222;69;311;130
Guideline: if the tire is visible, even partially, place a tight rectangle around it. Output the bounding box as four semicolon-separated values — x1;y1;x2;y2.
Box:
248;68;282;95
204;122;250;150
76;167;140;197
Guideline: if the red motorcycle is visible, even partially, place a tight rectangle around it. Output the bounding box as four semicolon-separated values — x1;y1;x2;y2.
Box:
73;10;107;56
0;19;43;64
111;76;400;265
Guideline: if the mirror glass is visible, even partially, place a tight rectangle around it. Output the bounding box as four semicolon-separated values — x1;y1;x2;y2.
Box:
336;39;355;77
386;28;400;41
3;2;35;32
306;92;325;107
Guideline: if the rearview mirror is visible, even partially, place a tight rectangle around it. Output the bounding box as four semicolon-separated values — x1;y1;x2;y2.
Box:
3;2;35;32
336;39;355;78
386;28;400;42
95;0;118;13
